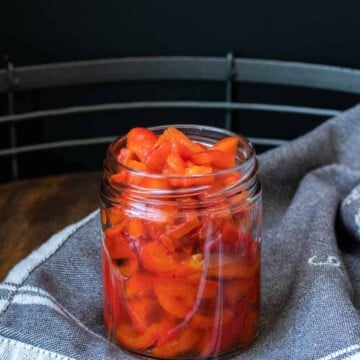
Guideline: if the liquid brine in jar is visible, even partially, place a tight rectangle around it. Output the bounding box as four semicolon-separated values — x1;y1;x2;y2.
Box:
100;125;261;359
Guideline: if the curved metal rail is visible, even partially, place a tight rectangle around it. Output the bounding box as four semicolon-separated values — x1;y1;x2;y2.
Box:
0;55;358;179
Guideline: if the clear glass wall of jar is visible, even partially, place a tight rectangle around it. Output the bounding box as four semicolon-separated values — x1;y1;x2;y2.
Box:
100;125;262;359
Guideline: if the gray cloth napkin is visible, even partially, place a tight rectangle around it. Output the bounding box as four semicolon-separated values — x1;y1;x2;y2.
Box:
1;105;360;360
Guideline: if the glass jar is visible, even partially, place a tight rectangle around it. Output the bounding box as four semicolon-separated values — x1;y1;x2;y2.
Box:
100;125;261;359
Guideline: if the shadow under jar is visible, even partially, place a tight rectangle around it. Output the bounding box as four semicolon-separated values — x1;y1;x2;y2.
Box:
100;125;262;359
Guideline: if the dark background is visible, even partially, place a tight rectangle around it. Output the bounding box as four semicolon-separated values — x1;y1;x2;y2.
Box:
1;1;360;182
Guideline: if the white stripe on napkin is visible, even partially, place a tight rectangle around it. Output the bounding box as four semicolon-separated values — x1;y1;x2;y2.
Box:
0;334;75;360
318;345;360;360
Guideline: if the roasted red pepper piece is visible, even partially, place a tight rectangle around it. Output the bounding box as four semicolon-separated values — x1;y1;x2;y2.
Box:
124;272;154;299
152;327;200;358
117;323;158;350
102;249;126;332
127;218;147;238
145;140;171;173
155;127;204;155
212;136;238;156
104;228;139;277
141;241;178;273
126;127;158;163
127;298;161;333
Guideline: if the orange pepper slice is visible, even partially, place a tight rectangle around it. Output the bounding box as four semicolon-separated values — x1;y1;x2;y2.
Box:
127;298;161;333
163;152;186;175
207;253;260;279
191;149;235;169
117;323;158;350
124;272;154;299
212;136;238;156
239;307;259;345
102;248;127;331
166;216;201;239
153;278;195;318
152;327;200;358
126;127;158;163
155;127;203;155
146;140;171;173
224;279;252;307
127;218;147;238
117;147;137;166
190;308;233;329
141;242;178;273
104;229;139;277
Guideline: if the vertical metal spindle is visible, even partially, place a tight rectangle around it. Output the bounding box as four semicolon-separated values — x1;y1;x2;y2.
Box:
225;52;236;130
5;57;19;180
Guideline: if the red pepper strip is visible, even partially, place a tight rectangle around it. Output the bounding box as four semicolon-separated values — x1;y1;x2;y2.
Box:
102;248;126;331
153;279;195;319
166;217;201;239
154;316;179;347
124;272;154;299
165;152;186;174
212;136;238;156
199;298;247;357
155;127;204;155
117;323;158;350
163;254;204;278
239;307;259;345
182;163;214;187
127;298;161;333
139;177;170;190
224;279;251;307
127;218;147;238
152;327;200;358
110;170;128;185
145;140;171;173
126;127;158;163
104;230;139;277
141;241;178;273
117;147;136;166
207;254;260;279
190;308;233;329
191;149;234;169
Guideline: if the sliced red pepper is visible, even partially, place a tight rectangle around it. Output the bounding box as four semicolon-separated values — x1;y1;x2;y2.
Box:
166;216;201;239
140;177;170;190
190;307;232;329
199;298;247;356
239;307;259;345
104;229;139;277
155;127;204;155
146;140;171;173
103;206;128;228
152;327;200;358
191;149;234;169
102;248;126;332
124;272;154;299
207;253;260;279
224;279;251;307
110;170;129;185
127;218;147;238
127;298;161;333
117;147;137;166
212;136;238;156
163;152;186;175
141;241;178;273
117;323;158;350
153;278;195;318
126;127;158;163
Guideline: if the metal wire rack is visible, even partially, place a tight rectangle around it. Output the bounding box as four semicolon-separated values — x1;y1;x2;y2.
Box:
1;54;360;181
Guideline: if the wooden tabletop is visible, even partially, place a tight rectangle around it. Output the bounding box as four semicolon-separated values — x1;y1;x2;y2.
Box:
0;172;102;281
